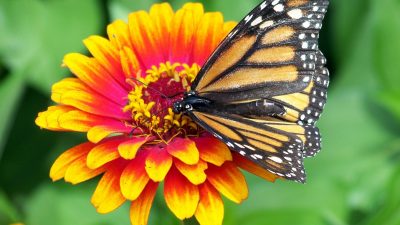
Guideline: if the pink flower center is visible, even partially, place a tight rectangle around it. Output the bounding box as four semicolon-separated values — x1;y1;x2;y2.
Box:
124;62;201;140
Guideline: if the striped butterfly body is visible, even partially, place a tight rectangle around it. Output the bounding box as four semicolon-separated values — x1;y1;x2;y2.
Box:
173;0;329;183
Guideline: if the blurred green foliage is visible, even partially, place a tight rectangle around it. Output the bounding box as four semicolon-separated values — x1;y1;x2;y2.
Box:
1;0;400;225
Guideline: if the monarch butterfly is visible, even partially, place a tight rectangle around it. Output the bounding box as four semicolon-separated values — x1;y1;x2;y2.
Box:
173;0;329;183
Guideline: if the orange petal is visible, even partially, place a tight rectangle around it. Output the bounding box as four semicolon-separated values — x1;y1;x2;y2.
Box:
166;138;199;165
149;3;174;58
223;21;237;37
128;10;164;68
164;167;199;220
169;7;196;62
195;181;224;225
87;123;132;144
36;106;74;131
50;142;95;181
118;136;149;160
175;159;207;185
206;162;248;204
87;137;124;169
182;3;204;27
63;53;127;104
91;161;126;214
107;19;132;50
58;109;106;132
120;46;141;78
192;12;224;65
83;36;126;86
233;152;280;182
51;78;129;120
195;137;232;166
145;147;172;182
64;154;106;184
120;152;150;200
130;181;158;225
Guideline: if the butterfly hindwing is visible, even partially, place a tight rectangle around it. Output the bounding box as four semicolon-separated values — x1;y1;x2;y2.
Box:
189;110;306;182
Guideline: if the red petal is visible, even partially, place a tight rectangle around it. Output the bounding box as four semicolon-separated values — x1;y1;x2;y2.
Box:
145;147;172;182
118;136;150;160
195;137;232;166
195;181;224;225
166;138;199;165
64;154;106;184
233;152;280;182
87;137;124;169
206;162;248;204
120;151;150;200
50;142;95;181
91;160;127;214
164;167;199;220
130;181;159;225
175;159;207;185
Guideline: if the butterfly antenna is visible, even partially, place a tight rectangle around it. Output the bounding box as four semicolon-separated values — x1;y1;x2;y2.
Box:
127;78;170;99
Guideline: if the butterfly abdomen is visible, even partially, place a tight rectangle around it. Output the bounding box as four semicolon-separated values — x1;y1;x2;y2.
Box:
217;99;286;117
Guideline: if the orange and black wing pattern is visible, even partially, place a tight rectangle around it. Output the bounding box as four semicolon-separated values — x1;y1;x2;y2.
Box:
188;0;330;182
190;110;306;182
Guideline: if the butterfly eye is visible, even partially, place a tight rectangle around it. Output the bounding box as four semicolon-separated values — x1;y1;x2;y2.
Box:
185;104;193;110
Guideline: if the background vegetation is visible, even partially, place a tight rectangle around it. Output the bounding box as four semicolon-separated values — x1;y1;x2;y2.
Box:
1;0;400;224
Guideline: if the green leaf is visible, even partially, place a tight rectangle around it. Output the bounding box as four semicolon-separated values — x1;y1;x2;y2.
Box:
0;74;24;160
372;0;400;94
362;165;400;225
108;0;158;21
0;190;21;225
25;182;130;225
0;0;104;93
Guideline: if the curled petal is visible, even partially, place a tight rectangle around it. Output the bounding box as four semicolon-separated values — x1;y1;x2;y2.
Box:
50;142;95;181
145;147;172;182
87;137;125;169
175;159;207;185
166;138;199;165
164;167;199;220
91;160;127;214
64;154;106;185
118;136;150;160
120;151;150;200
233;153;280;182
195;137;232;166
130;181;159;225
206;162;248;204
36;106;74;131
195;181;224;225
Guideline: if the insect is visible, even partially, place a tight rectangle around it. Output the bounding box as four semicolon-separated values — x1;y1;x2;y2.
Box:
173;0;329;183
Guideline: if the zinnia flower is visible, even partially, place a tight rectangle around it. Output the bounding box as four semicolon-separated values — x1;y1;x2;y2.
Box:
36;2;279;225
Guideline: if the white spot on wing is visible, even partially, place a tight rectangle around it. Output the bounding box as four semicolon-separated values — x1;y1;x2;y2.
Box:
251;16;263;26
273;4;284;12
269;156;283;163
260;20;274;29
287;9;303;19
